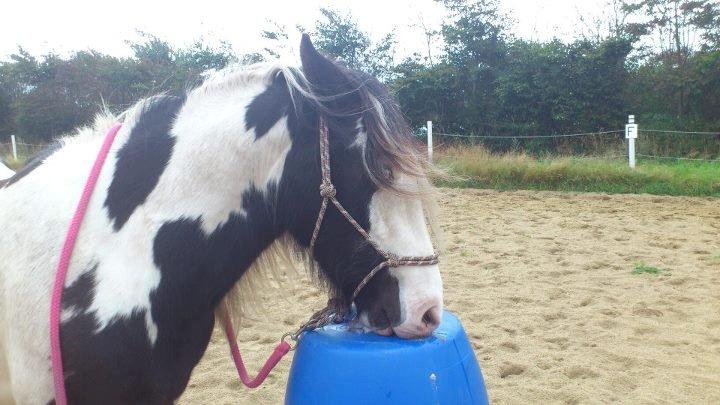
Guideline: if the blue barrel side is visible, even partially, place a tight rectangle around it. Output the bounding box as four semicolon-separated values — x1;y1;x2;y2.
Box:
285;311;489;404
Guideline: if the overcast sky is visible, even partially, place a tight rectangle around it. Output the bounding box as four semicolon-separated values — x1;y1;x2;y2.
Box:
1;0;610;62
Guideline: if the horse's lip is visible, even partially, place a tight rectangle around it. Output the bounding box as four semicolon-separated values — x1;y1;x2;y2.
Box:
371;325;428;339
391;323;437;339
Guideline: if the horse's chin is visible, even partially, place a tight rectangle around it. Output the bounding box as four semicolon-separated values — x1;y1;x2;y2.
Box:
361;323;423;339
354;311;396;337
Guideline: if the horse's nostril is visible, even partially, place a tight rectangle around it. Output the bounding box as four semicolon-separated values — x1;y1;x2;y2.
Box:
422;306;441;329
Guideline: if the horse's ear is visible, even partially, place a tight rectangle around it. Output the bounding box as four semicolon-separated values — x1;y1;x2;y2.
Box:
300;34;361;112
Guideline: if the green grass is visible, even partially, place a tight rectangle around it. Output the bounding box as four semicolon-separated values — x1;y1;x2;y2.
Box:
435;146;720;197
1;152;24;171
1;139;48;171
632;262;664;275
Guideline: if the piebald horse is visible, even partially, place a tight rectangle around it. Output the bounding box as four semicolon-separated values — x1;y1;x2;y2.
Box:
0;35;443;404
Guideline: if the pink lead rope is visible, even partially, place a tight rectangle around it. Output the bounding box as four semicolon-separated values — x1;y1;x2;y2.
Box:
221;303;291;388
50;123;122;405
50;123;289;405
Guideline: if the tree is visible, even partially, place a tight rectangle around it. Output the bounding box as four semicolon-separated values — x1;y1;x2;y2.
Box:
430;0;509;134
260;21;290;60
311;8;396;79
391;60;460;131
412;13;441;66
622;0;720;118
693;0;720;50
0;3;717;154
0;35;238;142
497;37;632;137
437;0;508;67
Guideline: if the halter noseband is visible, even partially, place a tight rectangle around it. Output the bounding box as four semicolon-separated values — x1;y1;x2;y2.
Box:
299;118;438;328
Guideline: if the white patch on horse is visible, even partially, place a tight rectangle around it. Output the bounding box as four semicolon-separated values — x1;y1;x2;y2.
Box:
0;162;13;180
147;83;291;235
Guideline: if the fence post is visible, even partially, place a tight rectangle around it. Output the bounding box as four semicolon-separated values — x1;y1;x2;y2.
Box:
625;115;637;169
427;121;433;161
11;135;17;161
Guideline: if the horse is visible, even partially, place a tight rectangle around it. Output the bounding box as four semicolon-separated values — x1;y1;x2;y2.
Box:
0;35;443;404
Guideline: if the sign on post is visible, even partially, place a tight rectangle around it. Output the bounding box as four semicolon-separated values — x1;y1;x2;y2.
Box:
625;115;637;169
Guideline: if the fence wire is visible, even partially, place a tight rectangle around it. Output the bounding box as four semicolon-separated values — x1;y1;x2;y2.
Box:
642;129;720;136
432;127;719;162
637;154;719;162
435;130;623;139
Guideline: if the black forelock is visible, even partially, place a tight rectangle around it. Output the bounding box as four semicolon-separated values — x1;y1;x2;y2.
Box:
297;57;424;191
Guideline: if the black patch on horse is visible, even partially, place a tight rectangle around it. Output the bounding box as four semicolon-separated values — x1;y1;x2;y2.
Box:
1;140;63;188
245;73;291;139
58;264;161;403
62;264;97;312
62;310;162;404
146;184;280;401
105;95;185;231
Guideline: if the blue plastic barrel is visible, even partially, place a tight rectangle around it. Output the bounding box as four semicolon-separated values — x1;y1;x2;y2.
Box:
285;311;489;404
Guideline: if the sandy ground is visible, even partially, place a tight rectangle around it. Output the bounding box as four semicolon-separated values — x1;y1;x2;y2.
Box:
181;189;720;404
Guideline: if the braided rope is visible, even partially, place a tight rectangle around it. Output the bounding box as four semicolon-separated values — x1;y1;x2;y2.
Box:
294;118;439;341
309;196;329;249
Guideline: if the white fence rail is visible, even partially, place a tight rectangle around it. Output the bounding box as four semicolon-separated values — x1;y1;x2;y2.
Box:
11;135;17;160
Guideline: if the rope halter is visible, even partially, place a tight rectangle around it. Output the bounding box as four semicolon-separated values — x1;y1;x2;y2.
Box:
288;118;439;342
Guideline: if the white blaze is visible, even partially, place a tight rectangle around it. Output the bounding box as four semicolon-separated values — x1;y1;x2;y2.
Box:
367;178;443;337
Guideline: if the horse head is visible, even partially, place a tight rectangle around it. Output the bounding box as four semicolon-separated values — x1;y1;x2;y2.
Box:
269;36;443;338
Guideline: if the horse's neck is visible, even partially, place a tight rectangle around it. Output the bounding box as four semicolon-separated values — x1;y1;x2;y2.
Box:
142;100;292;311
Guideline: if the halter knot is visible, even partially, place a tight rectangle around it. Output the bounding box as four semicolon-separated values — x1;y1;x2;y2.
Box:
386;255;401;268
319;182;336;198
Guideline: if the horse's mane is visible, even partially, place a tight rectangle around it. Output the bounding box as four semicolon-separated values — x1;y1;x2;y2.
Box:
198;62;432;194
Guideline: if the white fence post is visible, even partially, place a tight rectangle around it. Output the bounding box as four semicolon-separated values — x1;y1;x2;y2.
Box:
427;121;433;161
10;135;17;161
625;115;637;169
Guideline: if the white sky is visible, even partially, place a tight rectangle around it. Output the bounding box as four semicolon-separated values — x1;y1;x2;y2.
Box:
0;0;609;62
